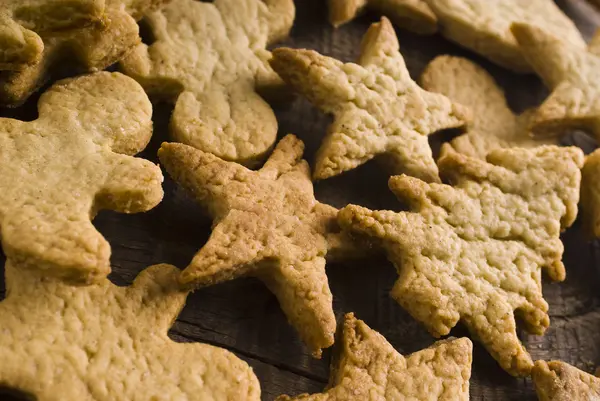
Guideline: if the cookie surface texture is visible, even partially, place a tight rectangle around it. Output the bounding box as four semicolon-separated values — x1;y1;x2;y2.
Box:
328;0;437;34
0;0;169;107
0;71;163;284
158;134;362;357
0;261;260;401
0;0;104;70
270;17;468;182
511;23;600;139
532;360;600;401
338;146;583;376
424;0;585;73
121;0;295;166
420;55;557;159
277;313;472;401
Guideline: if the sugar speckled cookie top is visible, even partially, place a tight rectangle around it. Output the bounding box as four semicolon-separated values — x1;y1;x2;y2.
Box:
0;71;163;284
0;0;103;70
420;55;557;159
425;0;585;73
270;18;469;182
159;135;365;357
121;0;295;166
0;261;260;401
339;146;583;376
532;360;600;401
277;313;472;401
328;0;437;34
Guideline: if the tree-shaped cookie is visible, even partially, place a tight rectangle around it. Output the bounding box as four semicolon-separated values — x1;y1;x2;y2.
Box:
511;23;600;140
0;260;260;400
0;71;163;284
270;18;469;182
425;0;585;73
420;55;557;159
338;145;584;376
0;0;103;70
328;0;437;34
158;135;364;357
277;313;472;401
0;0;168;107
120;0;295;166
532;360;600;401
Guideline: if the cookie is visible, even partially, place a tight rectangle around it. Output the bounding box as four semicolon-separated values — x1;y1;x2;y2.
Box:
120;0;295;166
511;23;600;139
0;0;168;107
270;17;469;182
0;260;260;400
338;146;583;376
277;313;472;401
328;0;437;34
0;71;163;284
532;360;600;401
0;0;103;70
420;55;557;159
158;134;365;358
425;0;585;73
580;149;600;238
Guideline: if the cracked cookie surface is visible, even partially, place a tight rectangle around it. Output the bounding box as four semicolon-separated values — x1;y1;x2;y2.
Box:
158;134;364;358
0;261;260;401
0;72;163;284
532;360;600;401
121;0;295;166
338;146;583;376
277;313;472;401
270;17;468;182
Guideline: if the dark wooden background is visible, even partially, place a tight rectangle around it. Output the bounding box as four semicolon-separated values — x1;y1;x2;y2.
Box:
3;0;600;399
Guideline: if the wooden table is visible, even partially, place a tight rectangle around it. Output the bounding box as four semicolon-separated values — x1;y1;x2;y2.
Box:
3;0;600;399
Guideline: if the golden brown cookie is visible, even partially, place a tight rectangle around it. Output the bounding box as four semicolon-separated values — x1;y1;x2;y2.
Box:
0;0;168;107
532;360;600;401
270;17;469;182
580;149;600;238
420;55;557;159
277;313;472;401
158;135;364;358
121;0;295;166
338;146;583;376
0;71;163;284
511;23;600;139
425;0;585;73
0;260;260;400
0;0;104;70
328;0;437;34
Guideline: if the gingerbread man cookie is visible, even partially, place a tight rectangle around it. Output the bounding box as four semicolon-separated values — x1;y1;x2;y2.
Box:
121;0;295;166
0;71;163;284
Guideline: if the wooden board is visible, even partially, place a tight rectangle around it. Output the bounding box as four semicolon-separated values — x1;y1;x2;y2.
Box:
3;0;600;399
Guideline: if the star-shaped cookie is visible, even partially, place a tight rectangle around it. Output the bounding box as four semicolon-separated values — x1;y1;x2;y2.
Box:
121;0;295;166
328;0;437;34
338;145;583;376
277;313;472;401
0;71;163;284
425;0;585;73
270;17;469;182
511;23;600;139
532;360;600;401
0;0;168;107
0;260;260;400
0;0;103;70
420;55;557;159
158;134;364;357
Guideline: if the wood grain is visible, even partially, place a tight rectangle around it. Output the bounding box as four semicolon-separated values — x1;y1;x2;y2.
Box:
2;0;600;400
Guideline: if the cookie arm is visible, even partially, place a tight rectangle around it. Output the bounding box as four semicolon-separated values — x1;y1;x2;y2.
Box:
0;14;44;70
328;0;368;28
259;134;305;179
96;154;164;214
261;0;296;44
